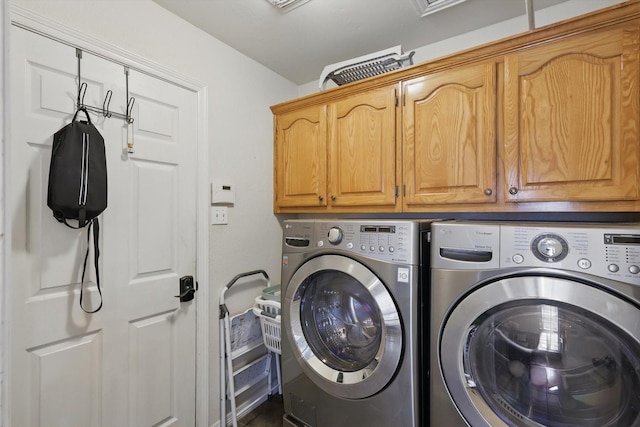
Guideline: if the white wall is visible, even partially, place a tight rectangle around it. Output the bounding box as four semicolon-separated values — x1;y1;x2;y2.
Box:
9;1;297;426
298;0;626;96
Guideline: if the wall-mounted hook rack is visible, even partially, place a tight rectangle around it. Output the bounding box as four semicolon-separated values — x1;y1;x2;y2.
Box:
76;48;135;123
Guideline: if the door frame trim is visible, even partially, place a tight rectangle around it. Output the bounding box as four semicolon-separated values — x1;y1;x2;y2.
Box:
1;1;8;426
6;5;210;427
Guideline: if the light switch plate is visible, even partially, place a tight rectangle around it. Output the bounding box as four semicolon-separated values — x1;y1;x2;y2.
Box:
211;206;228;225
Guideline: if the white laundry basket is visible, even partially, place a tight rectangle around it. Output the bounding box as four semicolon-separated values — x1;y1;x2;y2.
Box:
252;284;282;399
253;293;281;355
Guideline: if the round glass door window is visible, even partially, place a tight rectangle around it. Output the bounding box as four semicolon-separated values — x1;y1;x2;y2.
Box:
300;270;381;371
285;255;402;398
465;302;640;426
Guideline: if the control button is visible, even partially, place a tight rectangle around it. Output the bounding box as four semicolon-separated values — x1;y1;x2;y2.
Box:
360;244;367;251
512;254;524;264
608;264;620;273
317;240;324;247
379;246;385;252
538;238;563;257
370;245;376;252
327;227;344;244
577;258;592;270
630;265;640;274
397;268;409;283
389;246;395;253
347;242;353;249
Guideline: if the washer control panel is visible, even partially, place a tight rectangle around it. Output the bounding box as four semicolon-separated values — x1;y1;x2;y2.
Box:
315;220;420;264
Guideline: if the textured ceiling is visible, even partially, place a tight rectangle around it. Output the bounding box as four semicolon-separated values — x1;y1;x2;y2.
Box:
154;0;570;85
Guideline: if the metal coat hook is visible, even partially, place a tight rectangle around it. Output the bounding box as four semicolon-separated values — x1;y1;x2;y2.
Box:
102;90;113;118
78;82;88;110
126;96;135;124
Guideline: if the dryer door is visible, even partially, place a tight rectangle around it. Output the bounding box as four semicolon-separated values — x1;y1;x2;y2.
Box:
440;275;640;427
284;254;402;399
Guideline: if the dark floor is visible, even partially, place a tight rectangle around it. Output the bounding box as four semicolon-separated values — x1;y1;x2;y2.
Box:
238;397;285;427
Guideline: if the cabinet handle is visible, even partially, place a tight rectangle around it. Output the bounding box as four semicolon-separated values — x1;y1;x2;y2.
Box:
509;187;519;195
331;195;336;201
484;188;493;196
318;195;324;201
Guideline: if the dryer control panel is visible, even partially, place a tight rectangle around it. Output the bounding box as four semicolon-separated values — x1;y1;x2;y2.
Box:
432;221;640;286
501;224;640;285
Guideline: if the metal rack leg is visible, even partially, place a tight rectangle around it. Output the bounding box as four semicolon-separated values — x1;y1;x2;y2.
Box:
219;318;227;427
275;353;282;395
266;352;273;399
224;315;239;427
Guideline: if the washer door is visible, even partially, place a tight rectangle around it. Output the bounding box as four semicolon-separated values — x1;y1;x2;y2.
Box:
440;275;640;427
284;254;402;399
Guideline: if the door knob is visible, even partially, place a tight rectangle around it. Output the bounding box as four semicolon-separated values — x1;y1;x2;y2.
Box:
175;275;198;302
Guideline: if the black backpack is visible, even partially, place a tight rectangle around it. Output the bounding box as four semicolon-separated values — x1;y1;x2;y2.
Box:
47;107;107;313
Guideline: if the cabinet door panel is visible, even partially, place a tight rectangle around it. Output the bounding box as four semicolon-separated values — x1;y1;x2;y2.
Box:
403;62;496;207
328;86;398;207
504;25;639;202
275;105;327;208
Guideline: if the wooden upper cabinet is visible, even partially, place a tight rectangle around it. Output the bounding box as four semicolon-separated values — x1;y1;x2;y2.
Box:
327;85;399;208
503;24;640;203
272;3;640;213
274;104;327;209
402;61;497;208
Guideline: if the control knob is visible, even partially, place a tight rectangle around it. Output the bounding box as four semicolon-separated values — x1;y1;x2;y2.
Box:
327;227;344;244
531;233;568;263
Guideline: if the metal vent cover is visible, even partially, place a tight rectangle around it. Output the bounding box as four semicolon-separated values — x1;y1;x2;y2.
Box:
412;0;468;17
319;46;415;90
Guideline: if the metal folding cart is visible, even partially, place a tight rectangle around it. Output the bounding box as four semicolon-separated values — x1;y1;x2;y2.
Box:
219;270;281;427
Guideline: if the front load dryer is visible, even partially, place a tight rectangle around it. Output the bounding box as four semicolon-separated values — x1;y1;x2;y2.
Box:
431;221;640;427
280;219;433;427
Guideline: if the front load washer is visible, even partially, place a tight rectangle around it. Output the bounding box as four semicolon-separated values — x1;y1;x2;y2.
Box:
280;219;433;427
430;221;640;427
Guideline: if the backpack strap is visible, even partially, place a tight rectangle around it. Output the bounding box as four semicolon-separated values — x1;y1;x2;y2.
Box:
72;106;92;124
59;215;87;229
79;218;102;313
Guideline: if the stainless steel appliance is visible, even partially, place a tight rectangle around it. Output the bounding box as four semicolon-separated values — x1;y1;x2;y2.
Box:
281;219;433;427
430;221;640;427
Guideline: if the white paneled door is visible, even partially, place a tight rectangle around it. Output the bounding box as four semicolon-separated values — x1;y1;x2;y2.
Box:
9;27;198;426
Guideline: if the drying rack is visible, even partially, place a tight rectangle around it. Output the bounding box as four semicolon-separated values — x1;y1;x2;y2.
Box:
219;270;280;427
